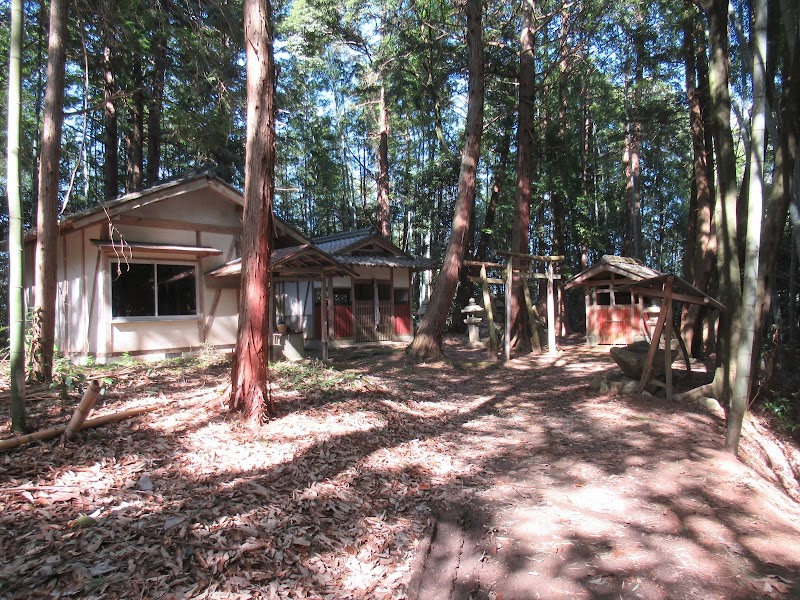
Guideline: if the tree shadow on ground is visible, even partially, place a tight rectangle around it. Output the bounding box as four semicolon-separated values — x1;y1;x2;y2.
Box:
1;342;799;599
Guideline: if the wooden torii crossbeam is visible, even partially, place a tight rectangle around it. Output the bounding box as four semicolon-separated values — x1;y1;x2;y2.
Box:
618;274;725;401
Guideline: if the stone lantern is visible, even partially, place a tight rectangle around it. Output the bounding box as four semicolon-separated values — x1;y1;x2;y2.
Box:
461;298;485;347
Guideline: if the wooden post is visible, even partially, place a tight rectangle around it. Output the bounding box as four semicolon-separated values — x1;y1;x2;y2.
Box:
480;265;498;353
64;380;102;441
321;277;329;361
504;258;512;361
664;292;673;401
547;261;557;355
637;276;674;393
522;268;541;352
584;288;592;347
327;275;334;341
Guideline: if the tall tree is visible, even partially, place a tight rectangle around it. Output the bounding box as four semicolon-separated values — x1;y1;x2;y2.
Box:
229;0;277;422
376;84;390;237
696;0;742;402
509;0;537;351
31;0;68;383
727;0;767;454
680;14;716;358
146;20;167;186
6;0;27;432
622;5;644;261
102;1;119;200
407;0;484;360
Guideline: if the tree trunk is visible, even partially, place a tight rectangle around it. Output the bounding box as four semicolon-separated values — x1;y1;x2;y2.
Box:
376;85;391;238
147;27;167;186
407;0;484;360
509;0;536;352
127;64;145;192
6;0;28;432
31;0;68;384
748;6;800;402
102;5;118;201
726;0;766;455
702;0;742;402
229;0;277;422
623;47;643;261
475;112;513;263
554;9;569;335
681;16;716;357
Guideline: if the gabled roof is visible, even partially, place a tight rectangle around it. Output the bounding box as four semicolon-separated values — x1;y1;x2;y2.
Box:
60;169;243;233
313;227;433;270
563;255;662;290
205;244;357;288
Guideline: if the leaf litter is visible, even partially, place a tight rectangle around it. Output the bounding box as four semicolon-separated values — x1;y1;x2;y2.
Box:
1;340;800;599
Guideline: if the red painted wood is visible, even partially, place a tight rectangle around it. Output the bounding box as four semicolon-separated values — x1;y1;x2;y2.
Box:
394;304;412;335
587;304;643;344
334;305;353;338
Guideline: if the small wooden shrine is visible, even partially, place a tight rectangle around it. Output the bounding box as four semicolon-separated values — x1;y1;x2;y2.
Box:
563;255;662;346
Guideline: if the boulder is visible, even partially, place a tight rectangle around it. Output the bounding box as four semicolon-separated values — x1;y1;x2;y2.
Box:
610;341;678;380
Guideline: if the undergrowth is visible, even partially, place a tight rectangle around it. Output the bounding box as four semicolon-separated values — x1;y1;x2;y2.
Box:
270;360;364;395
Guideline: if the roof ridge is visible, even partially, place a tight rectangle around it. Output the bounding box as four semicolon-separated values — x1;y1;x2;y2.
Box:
313;227;375;242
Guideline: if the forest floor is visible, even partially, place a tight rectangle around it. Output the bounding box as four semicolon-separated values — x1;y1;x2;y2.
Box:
1;337;800;599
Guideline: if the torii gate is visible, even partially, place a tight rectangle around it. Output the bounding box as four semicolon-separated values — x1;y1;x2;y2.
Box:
464;251;564;360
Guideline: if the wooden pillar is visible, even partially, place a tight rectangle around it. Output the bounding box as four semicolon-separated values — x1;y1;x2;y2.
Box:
504;258;512;361
547;261;556;355
480;265;498;353
373;278;380;333
327;275;334;341
664;292;673;401
321;276;329;361
584;288;592;347
637;276;674;393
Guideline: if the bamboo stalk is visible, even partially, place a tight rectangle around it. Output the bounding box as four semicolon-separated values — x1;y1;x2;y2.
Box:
0;403;162;452
63;380;102;441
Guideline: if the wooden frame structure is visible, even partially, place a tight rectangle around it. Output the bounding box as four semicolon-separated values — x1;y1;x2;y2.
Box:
464;252;564;360
618;274;724;401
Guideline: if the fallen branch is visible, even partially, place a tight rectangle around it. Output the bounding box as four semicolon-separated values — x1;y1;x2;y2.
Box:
0;403;162;452
63;380;102;441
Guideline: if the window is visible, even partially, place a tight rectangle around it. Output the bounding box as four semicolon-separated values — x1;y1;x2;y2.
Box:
111;262;197;319
333;288;351;306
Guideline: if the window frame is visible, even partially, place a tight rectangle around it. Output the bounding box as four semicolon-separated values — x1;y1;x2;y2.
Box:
109;258;200;323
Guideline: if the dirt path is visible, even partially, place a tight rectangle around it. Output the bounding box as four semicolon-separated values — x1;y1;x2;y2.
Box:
351;340;800;599
1;341;800;599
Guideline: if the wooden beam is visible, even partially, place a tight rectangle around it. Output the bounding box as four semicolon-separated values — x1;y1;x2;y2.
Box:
497;250;565;262
468;276;504;285
112;215;242;235
464;260;505;269
467;274;561;285
624;286;723;308
637;276;674;393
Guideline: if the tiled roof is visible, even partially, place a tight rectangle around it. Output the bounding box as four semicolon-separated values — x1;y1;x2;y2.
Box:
564;255;662;289
313;228;374;254
334;255;435;269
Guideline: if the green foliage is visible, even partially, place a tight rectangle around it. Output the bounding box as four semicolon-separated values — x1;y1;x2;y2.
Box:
271;360;362;397
762;393;800;434
51;353;87;395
